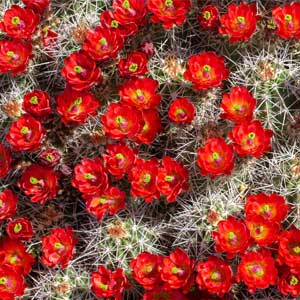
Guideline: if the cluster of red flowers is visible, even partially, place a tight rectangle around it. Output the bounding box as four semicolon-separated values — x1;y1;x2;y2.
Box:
89;192;299;300
197;86;273;178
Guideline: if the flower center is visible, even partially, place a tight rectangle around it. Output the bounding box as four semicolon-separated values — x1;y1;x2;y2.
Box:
285;14;293;22
116;153;124;160
228;231;237;243
165;0;173;7
30;176;39;185
84;173;95;180
175;108;186;119
251;264;264;276
99;283;108;290
212;152;219;160
143;173;151;183
248;132;256;139
129;63;138;72
293;246;300;254
211;271;221;280
123;0;130;9
29;96;38;105
13;223;23;233
6;51;15;58
203;11;211;20
11;16;20;25
46;154;54;162
20;126;29;135
237;16;245;24
135;89;144;99
290;275;299;286
54;242;63;249
171;267;181;274
0;199;3;207
203;64;211;72
0;277;7;285
165;175;175;182
99;198;107;204
74;97;82;105
74;65;83;73
111;20;119;28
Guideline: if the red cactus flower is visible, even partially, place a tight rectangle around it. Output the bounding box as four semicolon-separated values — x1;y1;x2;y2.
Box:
72;157;109;195
245;193;289;223
0;5;39;39
22;0;50;14
278;267;300;297
39;148;61;167
184;52;230;91
168;98;195;125
212;216;250;257
83;186;126;221
136;108;162;144
91;265;130;300
6;114;45;152
118;51;148;77
278;227;300;272
198;5;219;29
102;142;136;179
42;227;77;269
143;286;187;300
6;218;34;241
157;156;189;202
18;164;60;205
100;10;138;37
101;103;142;140
129;158;160;203
272;3;300;39
245;215;279;246
196;137;235;178
113;0;147;26
0;189;18;222
0;143;12;180
220;86;256;123
196;256;233;297
237;250;277;293
41;26;58;48
61;51;101;91
83;26;124;61
22;90;51;118
147;0;191;29
0;265;26;300
56;87;100;125
0;39;32;75
130;252;163;290
219;3;260;43
228;120;273;157
118;77;161;110
160;248;194;289
0;238;35;275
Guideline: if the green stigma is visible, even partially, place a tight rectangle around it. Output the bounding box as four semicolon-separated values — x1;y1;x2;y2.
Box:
73;65;83;73
165;175;174;182
212;152;219;160
294;246;300;254
116;153;124;160
143;173;151;183
54;242;63;249
171;267;180;274
99;37;107;45
6;51;15;58
111;20;119;28
99;283;108;290
165;0;173;7
129;63;138;72
237;16;245;23
210;271;220;280
285;14;292;22
20;126;29;135
0;199;3;207
0;277;7;285
84;173;94;180
14;223;23;233
30;177;39;185
203;64;211;72
122;0;130;9
74;97;82;105
248;132;256;139
11;16;20;25
29;96;38;105
46;154;54;162
290;276;298;286
203;11;211;20
228;231;236;239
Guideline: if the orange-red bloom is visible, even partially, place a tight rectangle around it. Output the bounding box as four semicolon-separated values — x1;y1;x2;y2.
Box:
129;158;160;202
184;52;230;91
212;216;250;257
118;51;148;77
41;26;58;48
118;77;161;110
0;143;12;180
101;103;142;140
39;148;61;167
113;0;147;26
245;215;279;246
245;193;289;223
18;164;60;205
42;227;77;269
6;114;45;152
237;250;277;293
196;256;233;297
147;0;191;29
0;238;35;275
72;157;109;195
157;156;189;202
219;3;259;43
102;142;136;179
0;5;39;39
278;267;300;297
22;0;50;14
168;98;195;125
197;137;235;178
0;265;26;300
135;109;161;144
6;217;34;241
23;90;51;118
130;252;163;290
0;189;18;222
56;87;100;125
160;248;194;290
91;265;130;300
83;186;126;221
83;26;124;61
272;3;300;39
61;51;101;91
0;39;32;75
278;227;300;272
228;120;273;157
198;5;219;29
100;10;138;37
220;86;256;123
